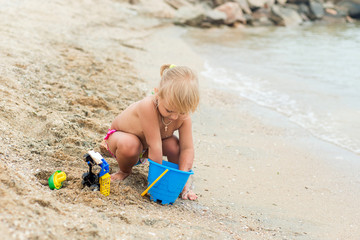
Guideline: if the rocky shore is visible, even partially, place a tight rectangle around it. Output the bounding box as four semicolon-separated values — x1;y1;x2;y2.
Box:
144;0;360;27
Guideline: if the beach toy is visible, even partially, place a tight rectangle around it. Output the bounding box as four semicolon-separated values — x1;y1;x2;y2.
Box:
141;169;168;197
82;151;110;196
48;171;67;190
143;159;194;205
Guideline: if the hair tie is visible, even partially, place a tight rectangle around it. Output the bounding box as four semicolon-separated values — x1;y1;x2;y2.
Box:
169;64;176;69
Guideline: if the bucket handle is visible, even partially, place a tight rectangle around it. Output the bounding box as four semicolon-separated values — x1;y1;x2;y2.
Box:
141;169;169;197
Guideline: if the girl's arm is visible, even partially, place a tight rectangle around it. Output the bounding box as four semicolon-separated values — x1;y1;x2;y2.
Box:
178;117;195;171
138;98;163;164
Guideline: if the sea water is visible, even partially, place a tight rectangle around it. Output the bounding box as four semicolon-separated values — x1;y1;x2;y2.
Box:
185;23;360;155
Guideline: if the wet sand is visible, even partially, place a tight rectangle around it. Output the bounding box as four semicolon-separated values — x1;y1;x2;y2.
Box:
1;1;360;239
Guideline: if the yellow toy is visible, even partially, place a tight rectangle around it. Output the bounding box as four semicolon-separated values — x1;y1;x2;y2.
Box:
48;171;67;190
99;173;111;196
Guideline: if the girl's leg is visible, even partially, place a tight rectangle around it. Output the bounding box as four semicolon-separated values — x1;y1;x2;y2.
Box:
106;131;143;181
162;135;197;201
162;135;180;164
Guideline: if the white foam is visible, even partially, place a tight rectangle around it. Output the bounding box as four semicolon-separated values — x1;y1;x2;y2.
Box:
202;63;360;155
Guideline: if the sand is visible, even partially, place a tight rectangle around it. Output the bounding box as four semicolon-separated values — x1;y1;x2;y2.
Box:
1;0;360;239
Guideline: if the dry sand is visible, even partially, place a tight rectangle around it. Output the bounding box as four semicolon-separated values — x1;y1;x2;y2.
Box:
1;1;360;240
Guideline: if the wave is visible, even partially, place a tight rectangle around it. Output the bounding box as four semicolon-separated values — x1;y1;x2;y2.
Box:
202;62;360;155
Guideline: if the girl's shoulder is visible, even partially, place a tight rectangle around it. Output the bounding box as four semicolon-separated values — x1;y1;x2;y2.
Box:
138;96;155;107
137;96;157;114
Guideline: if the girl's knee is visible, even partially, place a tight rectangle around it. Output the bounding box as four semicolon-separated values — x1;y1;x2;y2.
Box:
116;136;142;158
165;136;180;155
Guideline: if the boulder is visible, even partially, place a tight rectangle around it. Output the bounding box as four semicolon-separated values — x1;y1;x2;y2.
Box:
284;3;301;11
286;0;309;4
308;0;325;19
137;0;176;18
298;3;312;20
321;14;347;22
175;5;227;27
336;0;360;18
215;2;246;24
175;4;205;20
129;0;140;4
325;8;338;14
248;0;275;9
251;8;275;26
212;0;228;7
323;1;335;8
205;9;228;24
270;5;303;25
277;0;288;5
165;0;191;9
324;6;347;17
314;5;347;22
234;0;252;14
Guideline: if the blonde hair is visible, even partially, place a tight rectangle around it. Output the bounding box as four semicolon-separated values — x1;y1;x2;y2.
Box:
157;64;199;114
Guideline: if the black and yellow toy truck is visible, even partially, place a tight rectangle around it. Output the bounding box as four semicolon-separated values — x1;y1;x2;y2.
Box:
82;151;110;196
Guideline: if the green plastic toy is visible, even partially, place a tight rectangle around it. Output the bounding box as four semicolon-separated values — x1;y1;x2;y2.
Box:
48;171;67;190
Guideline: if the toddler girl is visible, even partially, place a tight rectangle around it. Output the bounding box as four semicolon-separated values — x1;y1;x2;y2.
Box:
102;64;199;200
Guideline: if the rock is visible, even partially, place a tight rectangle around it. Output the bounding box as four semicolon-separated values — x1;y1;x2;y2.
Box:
277;0;288;5
250;8;275;26
175;5;206;24
324;6;346;17
298;3;311;19
308;0;325;19
346;15;355;22
285;2;312;20
234;0;252;14
214;2;246;24
315;4;347;23
323;1;335;8
129;0;140;4
137;0;176;18
206;9;228;24
176;5;227;27
243;13;254;22
321;14;347;22
212;0;228;7
336;0;360;18
325;7;337;15
286;0;309;4
248;0;275;9
165;0;191;9
270;5;303;26
284;3;301;11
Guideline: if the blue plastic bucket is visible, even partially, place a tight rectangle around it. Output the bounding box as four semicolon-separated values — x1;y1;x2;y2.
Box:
147;159;194;204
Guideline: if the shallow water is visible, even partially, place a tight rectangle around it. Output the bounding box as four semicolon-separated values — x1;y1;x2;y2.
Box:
185;23;360;155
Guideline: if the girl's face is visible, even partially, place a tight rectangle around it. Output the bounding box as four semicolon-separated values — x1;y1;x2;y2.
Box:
157;98;188;121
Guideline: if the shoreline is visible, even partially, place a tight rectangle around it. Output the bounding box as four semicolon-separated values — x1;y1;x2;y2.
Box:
184;24;360;157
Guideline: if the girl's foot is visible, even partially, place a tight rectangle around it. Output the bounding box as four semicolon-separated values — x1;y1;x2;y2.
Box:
111;170;130;181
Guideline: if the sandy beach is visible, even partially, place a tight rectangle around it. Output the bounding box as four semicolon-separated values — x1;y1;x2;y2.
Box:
1;1;360;239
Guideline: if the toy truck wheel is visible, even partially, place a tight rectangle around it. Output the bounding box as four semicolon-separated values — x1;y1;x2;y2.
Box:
82;172;89;180
90;184;99;191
